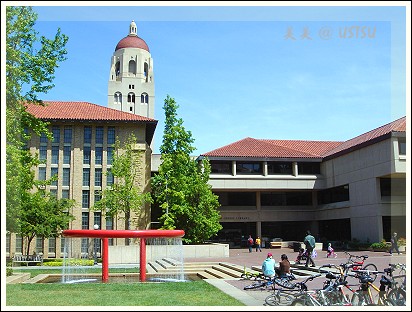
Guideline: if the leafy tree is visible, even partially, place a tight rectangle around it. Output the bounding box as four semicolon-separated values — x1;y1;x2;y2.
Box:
92;134;153;231
152;95;222;244
6;6;71;249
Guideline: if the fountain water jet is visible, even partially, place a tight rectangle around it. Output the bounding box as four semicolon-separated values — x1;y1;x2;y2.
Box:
62;229;185;282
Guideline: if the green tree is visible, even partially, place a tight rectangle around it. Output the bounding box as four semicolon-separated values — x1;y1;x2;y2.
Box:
6;6;71;247
152;95;222;244
92;134;153;231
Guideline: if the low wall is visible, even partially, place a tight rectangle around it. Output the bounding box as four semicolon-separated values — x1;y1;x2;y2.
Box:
108;243;229;264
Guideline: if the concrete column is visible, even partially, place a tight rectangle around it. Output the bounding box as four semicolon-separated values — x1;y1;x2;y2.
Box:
293;162;298;176
232;160;236;176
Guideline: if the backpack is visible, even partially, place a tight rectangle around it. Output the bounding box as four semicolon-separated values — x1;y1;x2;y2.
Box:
248;238;254;246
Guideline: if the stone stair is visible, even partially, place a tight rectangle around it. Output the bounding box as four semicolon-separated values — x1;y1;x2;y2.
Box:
146;258;324;280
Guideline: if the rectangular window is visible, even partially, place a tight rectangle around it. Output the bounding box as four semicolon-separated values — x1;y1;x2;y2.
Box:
39;145;47;162
210;161;232;174
62;168;70;186
268;162;293;175
38;167;46;181
83;146;91;165
40;132;48;143
82;190;90;208
51;146;59;164
95;168;102;187
96;126;104;145
216;192;256;206
64;126;72;144
81;238;89;254
318;185;349;205
380;178;406;197
36;237;43;254
107;127;115;145
61;237;66;254
107;147;113;165
95;147;103;165
106;216;113;245
50;167;58;186
84;126;92;144
52;126;60;144
398;138;406;155
50;189;58;197
94;212;101;230
82;212;89;229
62;189;70;199
298;162;321;175
94;190;101;204
83;168;90;187
107;168;114;186
236;162;262;174
16;236;22;253
63;146;71;164
48;237;56;253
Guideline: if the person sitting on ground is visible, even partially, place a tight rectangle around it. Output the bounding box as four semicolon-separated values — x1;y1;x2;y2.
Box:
262;252;276;278
275;254;291;278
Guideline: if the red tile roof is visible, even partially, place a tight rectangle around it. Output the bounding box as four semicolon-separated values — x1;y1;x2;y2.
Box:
202;116;406;160
25;101;157;122
115;35;150;52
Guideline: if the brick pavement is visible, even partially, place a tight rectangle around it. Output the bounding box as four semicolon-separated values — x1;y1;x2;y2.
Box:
186;246;408;306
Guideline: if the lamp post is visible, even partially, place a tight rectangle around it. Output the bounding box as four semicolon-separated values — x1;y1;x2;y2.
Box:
93;224;99;265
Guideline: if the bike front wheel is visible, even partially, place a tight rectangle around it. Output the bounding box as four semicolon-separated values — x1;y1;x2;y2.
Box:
265;292;294;306
243;281;265;290
387;288;406;305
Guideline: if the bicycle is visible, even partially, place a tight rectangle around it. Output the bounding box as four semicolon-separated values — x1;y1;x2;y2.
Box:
350;269;395;306
318;264;355;305
243;275;274;290
265;274;323;306
343;251;378;281
240;266;265;280
385;263;406;305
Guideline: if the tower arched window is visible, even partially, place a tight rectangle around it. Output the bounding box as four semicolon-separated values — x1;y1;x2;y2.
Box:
141;93;149;104
128;60;136;75
128;92;135;104
114;92;122;105
144;62;149;82
115;61;120;77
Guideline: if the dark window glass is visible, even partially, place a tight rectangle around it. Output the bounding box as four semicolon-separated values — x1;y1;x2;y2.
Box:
216;192;256;206
236;162;262;174
84;126;92;144
63;146;71;164
96;127;104;145
398;138;406;155
64;126;72;144
298;162;320;175
268;162;292;175
380;178;406;197
83;168;90;187
107;127;115;145
318;185;349;205
52;126;60;143
82;190;90;208
95;147;103;165
83;146;91;165
210;161;232;174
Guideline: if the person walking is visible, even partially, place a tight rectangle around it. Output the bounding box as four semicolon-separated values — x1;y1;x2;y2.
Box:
262;252;276;278
303;230;316;267
247;235;254;253
389;232;400;255
255;236;262;252
326;243;338;258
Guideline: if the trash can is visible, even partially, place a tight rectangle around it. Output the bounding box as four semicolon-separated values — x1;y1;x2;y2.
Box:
293;242;301;252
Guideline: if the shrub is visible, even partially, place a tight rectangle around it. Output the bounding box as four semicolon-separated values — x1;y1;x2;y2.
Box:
370;239;389;250
398;237;406;246
6;267;13;277
42;258;94;266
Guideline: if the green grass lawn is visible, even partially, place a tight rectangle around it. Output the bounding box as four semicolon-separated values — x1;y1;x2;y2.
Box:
6;280;244;306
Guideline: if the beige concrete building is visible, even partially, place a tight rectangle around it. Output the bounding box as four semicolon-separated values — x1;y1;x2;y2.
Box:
197;117;406;247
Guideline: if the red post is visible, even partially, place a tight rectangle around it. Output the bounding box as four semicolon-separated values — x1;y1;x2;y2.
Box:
102;238;109;282
140;237;146;282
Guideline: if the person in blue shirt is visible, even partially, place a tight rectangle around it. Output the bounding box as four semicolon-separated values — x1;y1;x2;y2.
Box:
262;252;276;278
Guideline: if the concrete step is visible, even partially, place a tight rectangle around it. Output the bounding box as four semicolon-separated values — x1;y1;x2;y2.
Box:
204;268;236;279
196;271;221;279
211;264;242;278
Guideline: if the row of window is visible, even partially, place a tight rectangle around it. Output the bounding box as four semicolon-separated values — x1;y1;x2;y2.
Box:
113;92;149;105
210;161;321;175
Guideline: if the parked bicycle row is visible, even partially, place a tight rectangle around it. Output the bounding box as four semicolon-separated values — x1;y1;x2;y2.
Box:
241;251;406;306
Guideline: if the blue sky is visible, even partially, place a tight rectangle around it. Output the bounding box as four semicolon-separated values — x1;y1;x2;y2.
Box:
5;3;409;155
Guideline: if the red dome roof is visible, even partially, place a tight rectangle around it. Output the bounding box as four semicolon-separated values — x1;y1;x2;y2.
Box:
115;35;150;52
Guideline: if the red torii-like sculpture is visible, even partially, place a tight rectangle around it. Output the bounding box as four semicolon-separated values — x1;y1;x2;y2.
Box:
62;229;185;282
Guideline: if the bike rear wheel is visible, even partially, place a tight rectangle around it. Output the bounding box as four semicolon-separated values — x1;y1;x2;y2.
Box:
362;263;378;282
244;281;266;290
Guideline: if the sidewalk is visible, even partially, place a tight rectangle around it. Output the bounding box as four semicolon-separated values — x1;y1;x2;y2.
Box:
187;247;408;306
